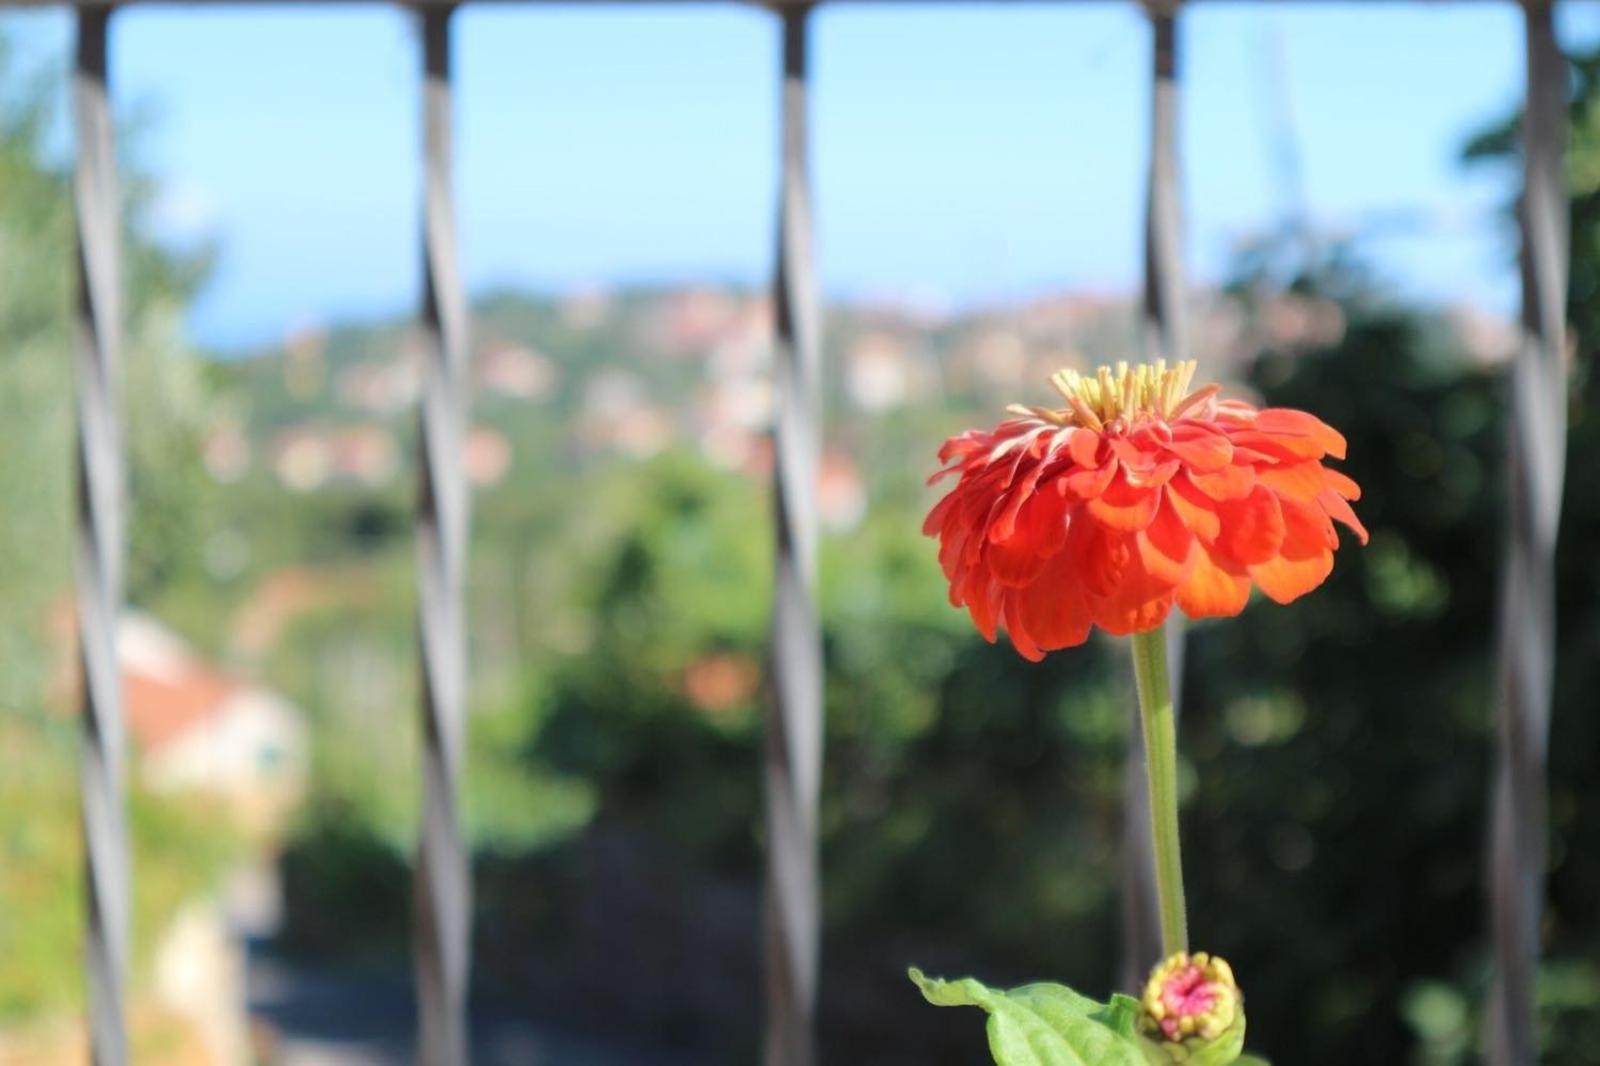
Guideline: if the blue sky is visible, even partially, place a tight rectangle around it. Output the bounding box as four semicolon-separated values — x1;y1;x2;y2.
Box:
6;2;1600;350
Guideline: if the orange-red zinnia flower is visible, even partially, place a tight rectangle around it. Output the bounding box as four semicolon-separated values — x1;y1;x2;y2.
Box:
924;360;1366;661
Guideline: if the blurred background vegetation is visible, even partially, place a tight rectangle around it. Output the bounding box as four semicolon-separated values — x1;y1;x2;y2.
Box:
2;27;1599;1066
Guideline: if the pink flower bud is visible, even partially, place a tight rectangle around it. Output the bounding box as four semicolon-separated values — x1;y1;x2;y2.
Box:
1141;951;1241;1045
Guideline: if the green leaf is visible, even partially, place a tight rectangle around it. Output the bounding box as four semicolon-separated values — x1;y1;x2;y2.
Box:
1095;994;1145;1040
1236;1057;1271;1065
909;968;1153;1066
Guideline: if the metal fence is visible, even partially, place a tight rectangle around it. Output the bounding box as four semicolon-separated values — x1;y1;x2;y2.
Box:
8;0;1571;1063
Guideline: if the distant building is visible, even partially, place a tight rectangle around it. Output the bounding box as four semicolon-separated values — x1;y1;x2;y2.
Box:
202;421;252;483
269;425;332;492
579;369;675;459
560;286;612;330
845;332;916;412
968;328;1029;391
336;356;419;415
818;450;867;533
478;342;558;402
120;614;308;843
707;297;773;378
465;426;513;487
269;423;399;491
1260;293;1346;351
1447;304;1518;366
659;288;741;356
694;376;771;472
697;420;761;473
37;610;303;1064
328;425;399;487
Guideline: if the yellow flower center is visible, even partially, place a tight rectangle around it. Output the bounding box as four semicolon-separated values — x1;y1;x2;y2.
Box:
1005;358;1220;432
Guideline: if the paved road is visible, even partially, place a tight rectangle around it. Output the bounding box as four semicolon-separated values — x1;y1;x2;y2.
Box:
247;949;699;1066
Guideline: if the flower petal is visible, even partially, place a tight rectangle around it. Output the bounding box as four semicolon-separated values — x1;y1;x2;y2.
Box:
1013;549;1094;652
985;538;1050;587
1027;487;1071;556
1255;408;1347;459
1249;551;1333;605
985;491;1071;586
1074;517;1130;599
1317;489;1369;545
937;522;971;584
1086;532;1175;636
1126;459;1181;490
1136;493;1196;587
1167;475;1222;542
1166;424;1234;472
989;455;1059;542
1229;445;1280;465
1215;486;1286;565
1254;461;1328;502
1286;493;1339;552
926;370;1361;659
1322;467;1361;500
1109;435;1152;469
922;490;957;537
1176;540;1251;619
1248;496;1335;603
1185;462;1256;502
1068;426;1104;468
1064;460;1117;500
1225;430;1325;463
964;577;1003;642
1086;469;1162;531
1002;595;1046;662
936;429;988;465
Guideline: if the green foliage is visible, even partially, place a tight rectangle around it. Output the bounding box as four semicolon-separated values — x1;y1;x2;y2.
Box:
0;34;211;645
465;703;598;853
0;716;235;1022
5;22;1600;1063
277;797;411;960
0;28;229;1034
534;453;773;866
910;968;1154;1066
911;967;1254;1066
0;41;78;712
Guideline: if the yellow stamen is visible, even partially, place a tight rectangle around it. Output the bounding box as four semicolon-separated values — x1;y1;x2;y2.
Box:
1046;359;1206;428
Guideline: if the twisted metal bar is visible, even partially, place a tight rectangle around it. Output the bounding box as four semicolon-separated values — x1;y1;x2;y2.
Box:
764;7;823;1064
415;7;472;1064
1122;0;1187;992
72;10;130;1065
1488;4;1568;1063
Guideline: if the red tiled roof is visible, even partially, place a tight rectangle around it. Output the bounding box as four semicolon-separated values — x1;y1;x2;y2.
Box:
123;665;238;751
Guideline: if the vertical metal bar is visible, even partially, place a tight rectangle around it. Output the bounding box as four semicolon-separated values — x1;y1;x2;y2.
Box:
1122;0;1187;993
1488;3;1568;1063
1140;2;1188;370
415;7;472;1065
764;6;823;1064
73;10;130;1065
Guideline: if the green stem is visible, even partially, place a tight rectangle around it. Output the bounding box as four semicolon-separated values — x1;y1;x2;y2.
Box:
1130;625;1188;957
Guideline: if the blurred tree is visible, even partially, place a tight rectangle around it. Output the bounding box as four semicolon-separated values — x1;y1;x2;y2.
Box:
0;35;212;707
0;31;228;1033
5;19;1586;1064
475;249;1597;1064
1190;254;1505;1063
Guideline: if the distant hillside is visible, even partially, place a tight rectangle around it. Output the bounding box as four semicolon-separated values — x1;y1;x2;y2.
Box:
201;284;1511;501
